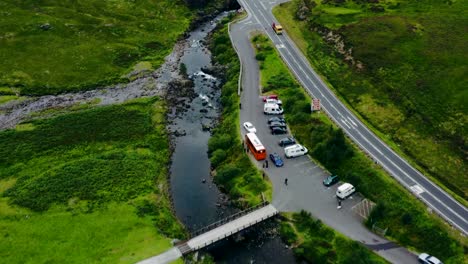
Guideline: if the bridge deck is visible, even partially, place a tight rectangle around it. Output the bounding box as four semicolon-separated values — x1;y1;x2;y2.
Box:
137;204;278;264
187;204;278;250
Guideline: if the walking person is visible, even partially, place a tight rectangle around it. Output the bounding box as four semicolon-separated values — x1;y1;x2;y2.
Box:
284;178;288;185
265;160;269;168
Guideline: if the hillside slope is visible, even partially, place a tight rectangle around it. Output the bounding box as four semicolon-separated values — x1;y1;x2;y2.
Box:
0;0;192;95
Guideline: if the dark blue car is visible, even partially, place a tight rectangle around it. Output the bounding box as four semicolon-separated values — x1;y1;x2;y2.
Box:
323;175;339;187
269;152;284;167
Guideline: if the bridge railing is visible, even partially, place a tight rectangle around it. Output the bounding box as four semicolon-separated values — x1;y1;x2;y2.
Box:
190;201;270;238
191;209;278;251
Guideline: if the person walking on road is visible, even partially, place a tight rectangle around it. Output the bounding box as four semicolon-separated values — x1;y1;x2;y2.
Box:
265;160;269;168
284;178;288;185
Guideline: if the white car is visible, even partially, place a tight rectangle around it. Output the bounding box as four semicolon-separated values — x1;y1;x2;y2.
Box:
243;122;257;133
418;253;443;264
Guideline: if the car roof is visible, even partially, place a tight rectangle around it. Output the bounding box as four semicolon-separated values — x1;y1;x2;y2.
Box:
427;256;442;264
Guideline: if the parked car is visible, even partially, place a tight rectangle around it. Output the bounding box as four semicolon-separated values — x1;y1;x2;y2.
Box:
269;121;287;128
284;144;308;158
336;183;355;200
269;153;284;167
267;117;285;124
278;137;295;147
271;127;287;135
243;122;256;133
264;103;284;115
418;253;443;264
323;175;339;187
262;94;279;102
266;98;283;106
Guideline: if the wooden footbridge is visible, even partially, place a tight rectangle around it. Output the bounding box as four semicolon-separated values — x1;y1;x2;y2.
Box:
138;202;278;264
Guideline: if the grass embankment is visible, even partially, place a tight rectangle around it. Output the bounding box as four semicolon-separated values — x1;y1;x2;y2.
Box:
280;211;387;263
252;34;465;263
0;0;192;96
273;0;467;202
206;17;272;207
0;98;186;263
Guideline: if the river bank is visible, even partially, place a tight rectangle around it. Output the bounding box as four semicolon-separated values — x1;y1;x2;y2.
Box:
166;14;296;263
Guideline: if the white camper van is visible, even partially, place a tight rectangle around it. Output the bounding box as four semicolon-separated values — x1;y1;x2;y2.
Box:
264;103;284;115
265;98;283;106
336;183;355;200
284;144;308;158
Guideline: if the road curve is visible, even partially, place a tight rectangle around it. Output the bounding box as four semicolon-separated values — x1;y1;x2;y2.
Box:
230;8;419;264
235;0;468;235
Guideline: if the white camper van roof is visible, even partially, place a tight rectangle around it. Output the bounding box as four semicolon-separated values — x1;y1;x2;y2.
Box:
264;102;280;107
338;183;353;192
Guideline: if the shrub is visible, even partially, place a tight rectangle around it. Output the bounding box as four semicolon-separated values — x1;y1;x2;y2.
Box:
210;149;227;167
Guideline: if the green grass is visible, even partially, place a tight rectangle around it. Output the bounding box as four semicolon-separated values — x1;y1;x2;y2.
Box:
280;211;388;264
0;202;174;264
0;98;186;263
251;33;465;263
207;16;272;207
321;7;361;15
0;0;192;95
0;95;21;104
274;0;468;202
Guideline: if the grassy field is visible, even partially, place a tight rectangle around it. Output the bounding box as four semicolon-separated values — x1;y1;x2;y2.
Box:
280;211;388;264
273;0;467;202
251;34;465;263
0;0;192;96
207;16;272;207
0;98;186;263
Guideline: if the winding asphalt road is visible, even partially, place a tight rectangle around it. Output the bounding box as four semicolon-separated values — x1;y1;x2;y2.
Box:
230;8;419;264
233;0;468;236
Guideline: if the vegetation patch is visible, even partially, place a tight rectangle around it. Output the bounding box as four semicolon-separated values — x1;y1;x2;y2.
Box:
0;98;186;263
0;0;192;95
207;16;272;207
280;211;388;263
252;33;465;263
274;0;467;201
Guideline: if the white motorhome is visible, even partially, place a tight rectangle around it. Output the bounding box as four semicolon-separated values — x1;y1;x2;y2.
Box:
264;103;284;115
284;144;308;158
336;183;355;200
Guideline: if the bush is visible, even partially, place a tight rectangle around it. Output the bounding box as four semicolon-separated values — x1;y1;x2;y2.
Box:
210;149;227;167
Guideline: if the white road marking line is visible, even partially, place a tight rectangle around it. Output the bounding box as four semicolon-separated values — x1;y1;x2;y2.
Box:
340;118;351;129
347;116;358;127
410;185;425;195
